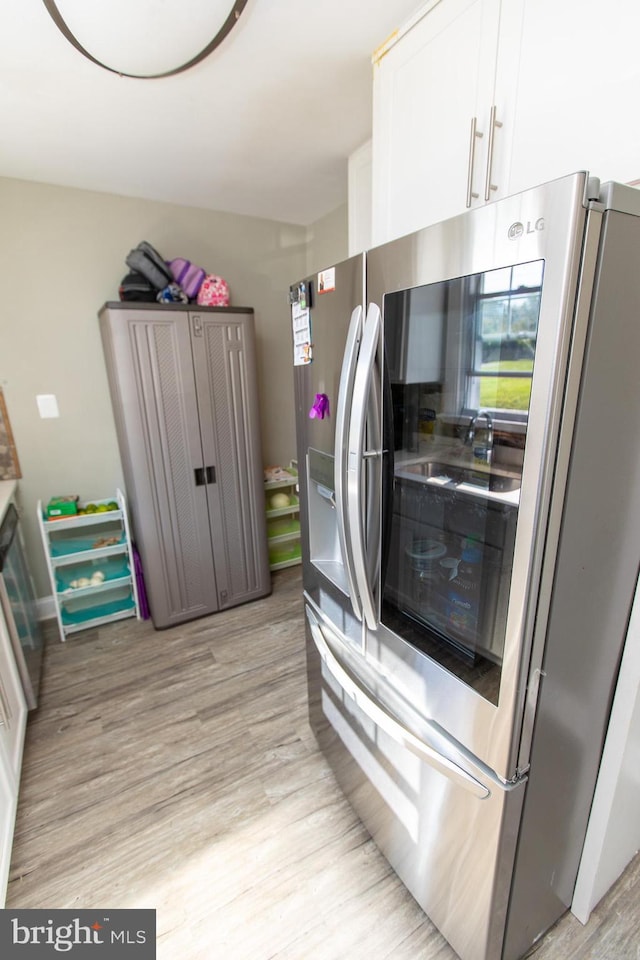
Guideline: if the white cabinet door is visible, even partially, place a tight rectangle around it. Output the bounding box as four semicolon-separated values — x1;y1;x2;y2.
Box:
371;0;501;245
0;606;26;906
506;0;640;195
0;609;26;785
0;751;17;906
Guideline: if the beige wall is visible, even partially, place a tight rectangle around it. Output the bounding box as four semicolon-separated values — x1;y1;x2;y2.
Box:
306;202;349;276
0;178;346;598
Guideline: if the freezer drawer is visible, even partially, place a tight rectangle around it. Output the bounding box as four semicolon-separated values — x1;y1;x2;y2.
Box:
305;602;526;960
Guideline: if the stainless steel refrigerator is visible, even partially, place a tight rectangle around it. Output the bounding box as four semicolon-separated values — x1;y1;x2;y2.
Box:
291;171;640;960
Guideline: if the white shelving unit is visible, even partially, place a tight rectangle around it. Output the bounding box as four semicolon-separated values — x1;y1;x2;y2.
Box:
264;464;301;571
38;488;139;642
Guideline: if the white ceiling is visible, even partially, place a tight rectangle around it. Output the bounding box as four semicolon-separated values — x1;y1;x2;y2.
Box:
0;0;421;226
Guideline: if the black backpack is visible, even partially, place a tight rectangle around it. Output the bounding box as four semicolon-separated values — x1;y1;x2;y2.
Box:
118;271;157;302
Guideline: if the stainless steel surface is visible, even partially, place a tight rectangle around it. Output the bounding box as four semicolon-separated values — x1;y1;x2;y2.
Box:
293;254;365;652
598;178;640;216
306;603;489;799
305;592;526;960
484;105;503;201
514;201;604;775
296;172;640;960
307;448;352;597
367;172;591;781
334;306;364;620
466;116;483;207
503;202;640;960
346;303;381;630
364;326;383;600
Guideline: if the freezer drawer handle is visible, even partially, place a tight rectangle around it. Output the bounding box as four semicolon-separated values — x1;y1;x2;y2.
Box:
306;606;490;800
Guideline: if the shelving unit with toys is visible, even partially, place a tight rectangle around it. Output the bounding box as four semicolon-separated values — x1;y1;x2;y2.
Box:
264;463;301;571
38;488;139;642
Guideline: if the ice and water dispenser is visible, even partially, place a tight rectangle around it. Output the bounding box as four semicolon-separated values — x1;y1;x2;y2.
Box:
306;447;349;595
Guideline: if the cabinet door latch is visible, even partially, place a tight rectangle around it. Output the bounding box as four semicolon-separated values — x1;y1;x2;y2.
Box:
195;466;216;486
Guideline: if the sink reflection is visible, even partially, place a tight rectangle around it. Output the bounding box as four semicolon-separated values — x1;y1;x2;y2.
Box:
401;460;521;493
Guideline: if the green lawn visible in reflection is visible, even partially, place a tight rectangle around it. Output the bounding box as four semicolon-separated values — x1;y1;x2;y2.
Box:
480;360;533;410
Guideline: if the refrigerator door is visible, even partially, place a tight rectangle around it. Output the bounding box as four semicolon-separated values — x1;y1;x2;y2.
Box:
305;599;526;960
360;172;602;781
293;254;366;652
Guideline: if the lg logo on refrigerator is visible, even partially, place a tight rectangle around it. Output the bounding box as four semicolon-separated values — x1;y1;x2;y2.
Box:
508;218;545;240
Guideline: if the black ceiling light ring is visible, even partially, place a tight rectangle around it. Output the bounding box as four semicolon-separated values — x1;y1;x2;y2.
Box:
41;0;248;79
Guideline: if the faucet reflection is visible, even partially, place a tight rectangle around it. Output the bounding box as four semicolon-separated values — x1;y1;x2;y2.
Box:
465;410;494;465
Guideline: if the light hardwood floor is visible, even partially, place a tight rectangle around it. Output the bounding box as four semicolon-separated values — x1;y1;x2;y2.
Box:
7;567;640;959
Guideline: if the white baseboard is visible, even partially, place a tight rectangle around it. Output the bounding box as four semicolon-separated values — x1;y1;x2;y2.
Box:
36;595;56;621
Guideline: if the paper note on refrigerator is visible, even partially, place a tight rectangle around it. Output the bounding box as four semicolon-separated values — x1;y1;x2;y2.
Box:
292;302;312;365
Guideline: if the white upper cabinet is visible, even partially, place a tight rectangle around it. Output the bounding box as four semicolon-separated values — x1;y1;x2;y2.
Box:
506;0;640;195
371;0;504;245
370;0;640;247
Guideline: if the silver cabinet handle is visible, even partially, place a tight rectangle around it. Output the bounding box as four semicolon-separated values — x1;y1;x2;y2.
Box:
484;105;503;201
346;303;381;630
306;606;490;799
335;306;364;621
465;116;484;208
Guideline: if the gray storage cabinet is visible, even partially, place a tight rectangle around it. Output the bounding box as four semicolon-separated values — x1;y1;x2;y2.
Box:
98;303;271;628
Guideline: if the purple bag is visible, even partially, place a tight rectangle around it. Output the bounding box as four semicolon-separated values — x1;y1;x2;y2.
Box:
167;258;206;299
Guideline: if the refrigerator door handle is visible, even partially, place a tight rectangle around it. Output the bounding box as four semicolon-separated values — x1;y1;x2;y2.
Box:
306;606;490;799
346;303;381;630
335;305;364;620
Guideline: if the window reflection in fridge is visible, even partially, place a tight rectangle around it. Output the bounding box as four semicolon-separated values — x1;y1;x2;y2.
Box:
380;261;543;705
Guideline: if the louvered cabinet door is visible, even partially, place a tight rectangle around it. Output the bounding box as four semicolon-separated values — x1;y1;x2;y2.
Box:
100;307;219;627
190;309;271;609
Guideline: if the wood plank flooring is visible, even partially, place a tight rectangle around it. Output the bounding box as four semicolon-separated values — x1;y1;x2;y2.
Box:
7;567;640;959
